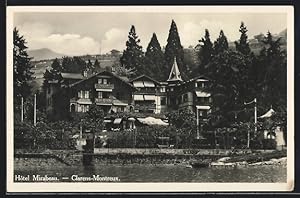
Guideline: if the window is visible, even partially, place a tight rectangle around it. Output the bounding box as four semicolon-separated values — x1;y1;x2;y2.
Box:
170;88;174;92
78;90;83;98
195;82;197;88
98;78;103;84
199;110;208;117
209;97;212;103
84;91;89;99
197;82;205;88
160;87;166;93
103;92;110;99
161;97;167;105
98;92;103;98
103;79;108;84
78;105;82;112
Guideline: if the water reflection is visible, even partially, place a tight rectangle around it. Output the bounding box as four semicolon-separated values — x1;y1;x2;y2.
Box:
14;163;286;183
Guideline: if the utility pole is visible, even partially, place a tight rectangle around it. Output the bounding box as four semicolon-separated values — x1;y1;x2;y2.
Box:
196;107;199;139
33;94;37;126
244;98;257;149
21;97;24;122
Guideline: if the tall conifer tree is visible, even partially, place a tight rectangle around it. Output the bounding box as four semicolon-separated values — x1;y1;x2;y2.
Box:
144;33;166;81
13;27;34;100
235;22;251;55
165;20;186;80
196;29;213;75
120;25;144;76
214;30;229;54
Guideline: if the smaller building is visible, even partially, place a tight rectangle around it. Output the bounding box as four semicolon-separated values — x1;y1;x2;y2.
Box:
130;75;167;114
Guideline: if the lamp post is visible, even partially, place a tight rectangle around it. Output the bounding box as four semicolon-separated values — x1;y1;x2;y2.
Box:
196;107;200;139
244;98;257;148
21;96;24;122
33;94;37;126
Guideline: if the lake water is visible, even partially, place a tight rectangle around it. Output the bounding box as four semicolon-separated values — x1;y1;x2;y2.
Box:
14;163;286;183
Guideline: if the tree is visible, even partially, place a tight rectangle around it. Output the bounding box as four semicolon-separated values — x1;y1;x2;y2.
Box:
62;56;86;73
120;25;144;77
49;58;63;81
93;59;100;73
235;22;251;55
144;33;166;81
205;50;253;127
196;29;214;75
83;104;105;133
257;31;286;111
165;20;186;80
13;28;34;100
213;30;229;54
86;59;94;72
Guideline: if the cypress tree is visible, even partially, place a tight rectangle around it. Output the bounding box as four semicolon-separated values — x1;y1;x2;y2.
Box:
214;30;229;54
196;29;213;74
144;33;166;81
164;20;185;80
120;25;144;77
235;22;251;55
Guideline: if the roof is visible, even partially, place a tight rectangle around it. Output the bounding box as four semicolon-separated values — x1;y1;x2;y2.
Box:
130;74;160;85
69;71;135;89
167;57;183;82
61;73;84;80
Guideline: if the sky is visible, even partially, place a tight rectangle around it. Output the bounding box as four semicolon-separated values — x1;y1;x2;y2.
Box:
14;11;287;56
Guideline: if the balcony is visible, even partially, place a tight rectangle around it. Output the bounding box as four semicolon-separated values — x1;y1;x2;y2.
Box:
94;83;114;90
95;98;113;105
134;89;156;94
135;103;156;110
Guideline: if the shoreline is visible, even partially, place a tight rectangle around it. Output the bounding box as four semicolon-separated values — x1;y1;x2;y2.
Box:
14;148;287;167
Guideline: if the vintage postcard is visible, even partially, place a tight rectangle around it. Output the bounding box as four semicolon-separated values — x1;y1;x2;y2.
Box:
6;6;294;193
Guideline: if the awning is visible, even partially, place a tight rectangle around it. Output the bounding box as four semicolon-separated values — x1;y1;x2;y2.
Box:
96;88;113;92
259;108;275;119
144;95;156;101
144;81;155;87
113;118;122;124
113;99;128;106
137;117;168;126
196;105;211;110
196;91;211;97
128;117;136;121
77;99;92;105
133;81;144;88
134;95;144;101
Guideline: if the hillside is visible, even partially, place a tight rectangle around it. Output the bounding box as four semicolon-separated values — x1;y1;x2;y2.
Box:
28;48;66;61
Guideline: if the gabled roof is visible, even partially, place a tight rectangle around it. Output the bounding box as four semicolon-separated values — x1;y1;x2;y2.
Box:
130;74;160;85
167;57;183;82
69;71;135;89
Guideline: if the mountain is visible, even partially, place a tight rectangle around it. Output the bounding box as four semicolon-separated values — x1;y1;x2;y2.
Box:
28;48;66;61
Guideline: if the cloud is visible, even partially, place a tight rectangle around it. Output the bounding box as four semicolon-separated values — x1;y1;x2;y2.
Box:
18;22;100;56
179;20;241;47
101;28;128;53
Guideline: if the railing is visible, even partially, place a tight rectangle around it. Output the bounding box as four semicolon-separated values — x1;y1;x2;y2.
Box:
135;103;156;110
95;98;113;104
134;89;156;94
94;83;114;90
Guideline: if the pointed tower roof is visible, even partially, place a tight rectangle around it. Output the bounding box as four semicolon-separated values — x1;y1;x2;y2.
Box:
167;57;183;82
